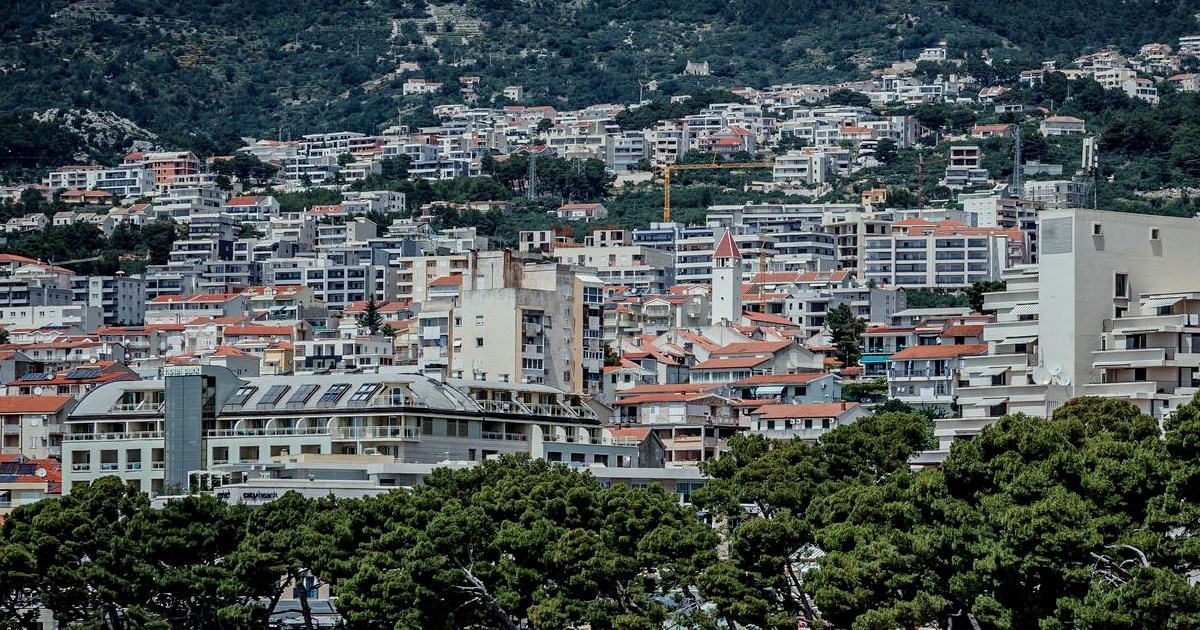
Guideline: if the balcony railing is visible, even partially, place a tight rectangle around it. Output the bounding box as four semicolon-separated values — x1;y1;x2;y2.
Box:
63;431;165;441
110;401;165;413
477;399;534;414
71;463;91;471
481;431;528;441
206;427;329;438
331;426;421;440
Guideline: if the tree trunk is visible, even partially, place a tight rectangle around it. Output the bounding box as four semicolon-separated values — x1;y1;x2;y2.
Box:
298;577;315;630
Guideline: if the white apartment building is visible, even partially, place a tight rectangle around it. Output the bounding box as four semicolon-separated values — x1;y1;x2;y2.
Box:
61;367;632;496
0;305;102;331
152;187;223;223
72;275;147;325
552;245;675;293
862;220;1017;289
947;209;1200;450
46;165;156;198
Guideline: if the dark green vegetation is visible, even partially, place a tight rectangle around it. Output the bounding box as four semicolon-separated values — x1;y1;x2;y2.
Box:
0;193;178;274
5;397;1200;628
3;0;1196;142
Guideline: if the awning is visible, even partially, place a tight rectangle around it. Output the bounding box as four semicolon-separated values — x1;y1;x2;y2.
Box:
975;366;1007;377
1113;327;1160;334
1141;294;1188;310
1009;303;1039;316
1001;335;1037;345
973;397;1009;406
1093;361;1131;368
754;385;785;396
858;354;890;364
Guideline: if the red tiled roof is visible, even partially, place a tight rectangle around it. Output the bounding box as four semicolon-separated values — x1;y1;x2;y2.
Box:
713;229;741;260
889;344;988;360
742;311;802;328
607;427;652;440
615;393;724;405
752;402;860;419
0;395;73;414
940;324;985;337
224;325;293;336
715;340;792;355
691;356;771;370
429;275;463;286
617;382;722;397
732;372;830;386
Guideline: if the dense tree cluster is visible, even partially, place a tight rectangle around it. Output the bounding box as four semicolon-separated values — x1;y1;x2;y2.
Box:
1;0;1190;143
5;397;1200;628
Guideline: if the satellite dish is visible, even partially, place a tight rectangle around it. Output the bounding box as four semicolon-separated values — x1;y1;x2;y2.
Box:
32;386;43;395
1031;367;1052;385
1049;366;1071;386
35;468;46;478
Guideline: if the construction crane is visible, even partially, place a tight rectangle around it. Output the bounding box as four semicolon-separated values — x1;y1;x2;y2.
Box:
45;256;102;268
661;161;775;222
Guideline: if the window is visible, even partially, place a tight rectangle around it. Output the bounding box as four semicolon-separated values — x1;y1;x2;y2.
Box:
1092;222;1103;236
475;315;484;326
227;386;257;407
1150;227;1161;241
318;383;351;404
446;419;470;437
347;383;380;403
287;384;319;405
1134;367;1148;381
476;337;484;347
1114;273;1128;298
1127;334;1148;349
259;384;290;405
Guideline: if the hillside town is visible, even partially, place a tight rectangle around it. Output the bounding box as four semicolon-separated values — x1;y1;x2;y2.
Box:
6;25;1200;628
0;34;1198;505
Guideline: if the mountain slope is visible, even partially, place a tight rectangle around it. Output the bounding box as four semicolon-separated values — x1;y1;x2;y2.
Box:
1;0;1197;146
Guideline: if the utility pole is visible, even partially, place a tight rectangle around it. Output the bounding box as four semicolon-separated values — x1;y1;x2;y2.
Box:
1011;125;1023;199
916;150;926;208
527;147;538;201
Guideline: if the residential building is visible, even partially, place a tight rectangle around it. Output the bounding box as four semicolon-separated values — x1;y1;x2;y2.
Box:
72;275;147;325
61;366;630;496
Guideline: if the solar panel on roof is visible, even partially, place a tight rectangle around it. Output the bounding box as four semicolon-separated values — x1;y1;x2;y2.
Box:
65;368;102;380
19;373;54;381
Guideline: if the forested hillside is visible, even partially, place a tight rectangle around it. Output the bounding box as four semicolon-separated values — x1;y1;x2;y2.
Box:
2;0;1198;143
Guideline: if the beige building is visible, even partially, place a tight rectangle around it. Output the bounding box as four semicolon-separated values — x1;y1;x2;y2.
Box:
412;251;606;395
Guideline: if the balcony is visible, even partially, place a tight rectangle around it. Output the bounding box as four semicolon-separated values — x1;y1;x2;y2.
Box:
957;383;1047;403
1080;381;1159;398
1091;347;1174;368
1103;314;1190;333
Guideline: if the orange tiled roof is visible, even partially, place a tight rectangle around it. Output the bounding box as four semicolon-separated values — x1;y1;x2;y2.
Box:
889;344;988;360
752;402;859;419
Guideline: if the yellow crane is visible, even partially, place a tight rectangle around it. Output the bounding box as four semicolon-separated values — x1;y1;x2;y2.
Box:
660;161;775;222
